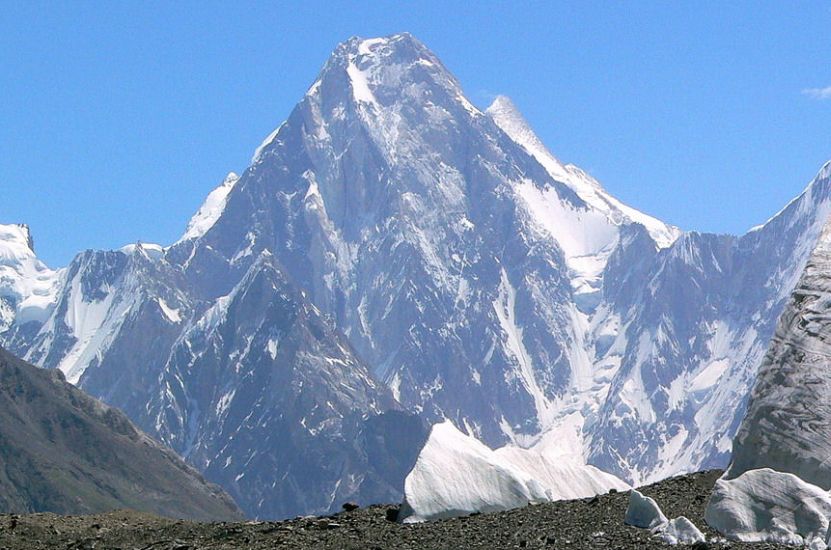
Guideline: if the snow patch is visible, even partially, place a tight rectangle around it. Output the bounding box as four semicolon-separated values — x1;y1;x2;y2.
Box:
488;95;680;250
157;298;181;324
347;61;378;108
0;224;62;327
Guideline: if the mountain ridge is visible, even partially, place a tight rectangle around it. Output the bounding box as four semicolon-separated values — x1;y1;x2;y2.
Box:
0;346;241;520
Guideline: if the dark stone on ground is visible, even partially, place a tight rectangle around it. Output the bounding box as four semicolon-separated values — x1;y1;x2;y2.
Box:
0;470;793;549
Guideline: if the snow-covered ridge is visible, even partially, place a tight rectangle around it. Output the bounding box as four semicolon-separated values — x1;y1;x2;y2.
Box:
178;172;240;243
0;223;62;328
486;95;680;250
119;242;165;260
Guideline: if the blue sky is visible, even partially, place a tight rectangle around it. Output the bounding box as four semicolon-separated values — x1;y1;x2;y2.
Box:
2;2;830;266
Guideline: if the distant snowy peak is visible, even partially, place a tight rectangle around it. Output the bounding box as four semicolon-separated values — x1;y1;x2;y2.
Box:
0;223;36;258
486;95;572;183
119;242;165;261
0;223;61;328
179;172;240;243
486;95;680;249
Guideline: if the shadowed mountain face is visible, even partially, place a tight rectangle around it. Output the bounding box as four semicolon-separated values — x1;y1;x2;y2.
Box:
2;32;831;518
0;347;241;520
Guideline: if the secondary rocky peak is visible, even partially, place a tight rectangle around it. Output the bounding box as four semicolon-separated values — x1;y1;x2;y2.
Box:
179;172;240;243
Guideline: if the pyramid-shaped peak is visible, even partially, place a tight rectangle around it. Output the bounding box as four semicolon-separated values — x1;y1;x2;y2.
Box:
304;32;479;117
486;95;546;150
338;32;430;59
486;95;522;116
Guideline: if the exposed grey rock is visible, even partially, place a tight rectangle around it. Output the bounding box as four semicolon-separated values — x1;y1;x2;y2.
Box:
0;346;241;520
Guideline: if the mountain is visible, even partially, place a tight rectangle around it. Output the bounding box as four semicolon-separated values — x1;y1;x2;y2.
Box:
3;32;831;518
705;216;831;547
0;224;61;353
8;236;428;519
173;33;683;452
0;346;240;519
172;32;830;484
586;161;831;484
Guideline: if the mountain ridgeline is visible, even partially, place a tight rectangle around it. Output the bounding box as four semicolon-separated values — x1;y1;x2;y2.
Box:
2;33;830;519
0;347;241;520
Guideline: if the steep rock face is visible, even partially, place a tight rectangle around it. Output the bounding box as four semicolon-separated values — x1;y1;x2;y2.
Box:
13;230;426;518
178;33;679;448
0;347;241;520
143;252;424;519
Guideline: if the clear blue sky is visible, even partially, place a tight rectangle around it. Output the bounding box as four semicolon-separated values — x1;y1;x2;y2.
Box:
2;2;830;266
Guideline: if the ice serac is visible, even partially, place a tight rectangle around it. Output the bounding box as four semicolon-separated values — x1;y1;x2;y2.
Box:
707;469;831;548
660;517;706;545
705;213;831;547
624;490;667;529
399;421;627;522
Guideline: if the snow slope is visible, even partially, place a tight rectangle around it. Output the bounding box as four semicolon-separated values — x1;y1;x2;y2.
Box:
179;172;240;243
486;95;680;250
400;421;627;522
0;224;61;331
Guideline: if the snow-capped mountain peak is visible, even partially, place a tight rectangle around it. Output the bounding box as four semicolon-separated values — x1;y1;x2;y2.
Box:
307;33;481;118
178;172;240;243
486;95;680;250
486;95;573;183
0;223;36;259
0;224;61;330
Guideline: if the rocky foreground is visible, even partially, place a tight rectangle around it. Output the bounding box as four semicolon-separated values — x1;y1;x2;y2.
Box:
0;471;793;549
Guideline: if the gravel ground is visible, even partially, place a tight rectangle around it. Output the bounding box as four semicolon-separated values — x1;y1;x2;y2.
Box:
0;470;793;549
